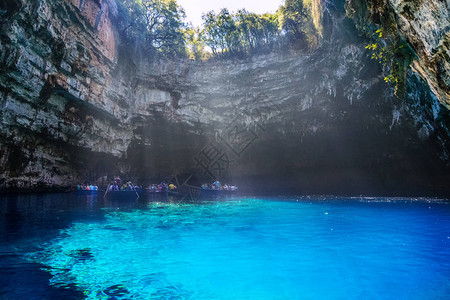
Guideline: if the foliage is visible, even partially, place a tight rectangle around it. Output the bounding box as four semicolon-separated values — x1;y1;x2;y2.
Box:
199;0;318;57
236;10;280;51
112;0;319;59
185;27;210;61
114;0;187;57
365;28;414;97
346;0;416;98
279;0;308;40
279;0;319;48
201;8;280;55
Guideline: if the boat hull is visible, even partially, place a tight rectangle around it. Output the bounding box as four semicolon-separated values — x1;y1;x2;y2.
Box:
200;189;236;195
75;190;99;196
105;190;140;200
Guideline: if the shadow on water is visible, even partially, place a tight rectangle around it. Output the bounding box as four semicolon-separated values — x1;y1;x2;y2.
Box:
0;193;109;298
0;191;241;292
0;192;228;298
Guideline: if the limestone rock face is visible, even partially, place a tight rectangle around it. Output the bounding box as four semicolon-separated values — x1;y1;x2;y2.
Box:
388;0;450;109
346;0;449;108
0;0;448;195
0;0;190;189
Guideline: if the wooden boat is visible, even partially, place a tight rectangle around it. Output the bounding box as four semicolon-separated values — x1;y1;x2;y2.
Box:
146;189;182;198
104;190;141;200
169;187;237;201
75;189;99;196
200;189;237;195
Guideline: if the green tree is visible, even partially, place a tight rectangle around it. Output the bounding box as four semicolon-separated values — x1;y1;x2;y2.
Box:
216;8;239;53
202;8;280;55
113;0;316;58
202;8;239;54
142;0;187;55
114;0;147;45
278;0;317;48
202;11;221;54
279;0;308;39
259;13;280;48
235;9;256;51
114;0;187;56
185;27;209;60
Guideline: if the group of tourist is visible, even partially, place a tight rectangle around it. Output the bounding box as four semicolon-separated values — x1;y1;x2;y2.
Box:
201;180;238;191
106;177;178;193
77;177;237;193
76;183;99;191
147;183;177;192
107;181;140;191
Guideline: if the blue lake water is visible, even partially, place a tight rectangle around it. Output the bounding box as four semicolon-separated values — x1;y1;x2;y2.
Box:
1;194;450;299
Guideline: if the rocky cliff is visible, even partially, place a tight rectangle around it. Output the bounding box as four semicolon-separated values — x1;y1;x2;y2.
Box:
346;0;450;109
0;0;449;195
390;0;450;109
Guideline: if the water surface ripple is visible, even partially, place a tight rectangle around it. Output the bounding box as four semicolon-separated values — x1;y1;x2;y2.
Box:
1;195;449;299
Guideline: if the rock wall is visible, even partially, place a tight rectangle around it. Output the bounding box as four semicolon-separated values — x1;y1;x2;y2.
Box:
0;0;192;189
345;0;449;108
0;0;449;195
387;0;450;109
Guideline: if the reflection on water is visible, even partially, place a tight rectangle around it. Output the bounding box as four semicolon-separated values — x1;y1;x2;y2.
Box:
1;194;450;299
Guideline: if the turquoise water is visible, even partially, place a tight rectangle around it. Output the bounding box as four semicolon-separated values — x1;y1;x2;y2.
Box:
2;195;450;299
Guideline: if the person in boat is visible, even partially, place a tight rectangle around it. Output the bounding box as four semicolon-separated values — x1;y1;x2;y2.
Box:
109;181;119;191
168;183;177;190
213;180;221;190
125;182;133;191
114;176;122;188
